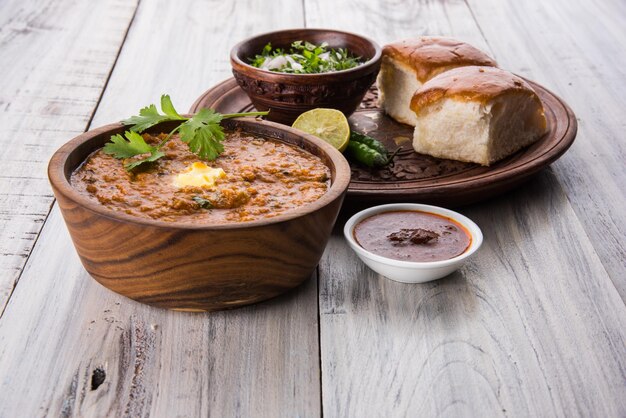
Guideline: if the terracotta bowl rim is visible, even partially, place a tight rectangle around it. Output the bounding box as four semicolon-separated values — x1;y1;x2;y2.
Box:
48;117;351;231
230;27;382;79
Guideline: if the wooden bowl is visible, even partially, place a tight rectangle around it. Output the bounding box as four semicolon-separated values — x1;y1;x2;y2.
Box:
230;28;382;124
48;118;351;312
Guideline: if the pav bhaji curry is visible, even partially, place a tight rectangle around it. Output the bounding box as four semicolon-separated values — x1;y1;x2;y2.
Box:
72;131;330;223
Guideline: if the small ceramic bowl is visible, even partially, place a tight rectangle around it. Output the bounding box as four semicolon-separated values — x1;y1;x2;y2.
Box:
230;28;382;124
343;203;483;283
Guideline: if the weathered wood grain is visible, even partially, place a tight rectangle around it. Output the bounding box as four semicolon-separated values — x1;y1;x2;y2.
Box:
0;0;139;313
90;0;305;117
0;207;321;417
309;0;626;416
2;0;625;416
304;0;491;49
320;172;626;417
465;0;626;299
0;0;322;416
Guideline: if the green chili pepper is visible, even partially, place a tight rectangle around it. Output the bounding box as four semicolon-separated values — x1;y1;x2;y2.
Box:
349;132;389;157
346;131;401;168
346;140;388;168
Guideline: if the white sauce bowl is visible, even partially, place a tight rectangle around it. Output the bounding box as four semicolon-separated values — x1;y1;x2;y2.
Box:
343;203;483;283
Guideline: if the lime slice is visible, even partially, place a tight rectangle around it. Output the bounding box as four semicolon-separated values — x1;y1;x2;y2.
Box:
292;108;350;152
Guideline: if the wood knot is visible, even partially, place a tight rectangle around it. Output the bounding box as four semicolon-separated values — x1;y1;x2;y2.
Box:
91;367;106;390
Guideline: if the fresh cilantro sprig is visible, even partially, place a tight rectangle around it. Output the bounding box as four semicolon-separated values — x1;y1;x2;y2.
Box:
103;95;267;171
250;41;363;74
179;108;225;161
104;131;166;171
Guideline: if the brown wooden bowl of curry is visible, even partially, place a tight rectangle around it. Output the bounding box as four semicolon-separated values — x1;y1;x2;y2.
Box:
48;118;351;311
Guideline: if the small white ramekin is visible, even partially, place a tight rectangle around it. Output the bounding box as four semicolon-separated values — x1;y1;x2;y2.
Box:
343;203;483;283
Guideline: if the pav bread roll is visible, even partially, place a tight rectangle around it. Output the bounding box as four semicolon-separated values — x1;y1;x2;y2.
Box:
410;66;547;166
377;37;497;126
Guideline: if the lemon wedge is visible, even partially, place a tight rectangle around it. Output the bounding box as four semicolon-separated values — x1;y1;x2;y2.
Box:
292;108;350;152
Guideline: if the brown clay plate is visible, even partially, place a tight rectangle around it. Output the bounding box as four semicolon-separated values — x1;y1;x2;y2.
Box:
190;78;577;206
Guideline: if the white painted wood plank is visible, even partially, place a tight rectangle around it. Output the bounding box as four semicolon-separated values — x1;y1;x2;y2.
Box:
304;0;491;49
91;0;305;125
465;0;626;298
320;173;626;417
0;0;139;312
0;207;320;417
308;0;626;416
0;0;320;417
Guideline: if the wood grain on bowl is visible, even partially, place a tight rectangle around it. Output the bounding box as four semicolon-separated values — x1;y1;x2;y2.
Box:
48;119;351;311
230;29;382;124
191;79;577;207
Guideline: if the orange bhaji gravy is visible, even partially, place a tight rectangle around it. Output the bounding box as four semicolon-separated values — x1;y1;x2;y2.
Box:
71;131;330;223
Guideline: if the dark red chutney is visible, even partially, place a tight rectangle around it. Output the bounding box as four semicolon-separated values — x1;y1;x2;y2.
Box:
353;210;471;262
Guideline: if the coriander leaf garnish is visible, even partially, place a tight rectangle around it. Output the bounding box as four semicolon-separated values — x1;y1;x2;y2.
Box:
121;95;185;132
179;109;225;160
122;107;170;133
250;41;363;74
104;131;153;158
160;95;184;120
106;95;268;171
102;130;166;171
124;150;165;171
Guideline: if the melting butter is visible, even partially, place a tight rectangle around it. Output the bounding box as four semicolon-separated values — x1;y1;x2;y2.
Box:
174;162;225;188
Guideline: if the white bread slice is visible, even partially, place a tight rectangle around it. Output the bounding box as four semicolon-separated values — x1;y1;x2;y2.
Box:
377;57;423;125
411;66;547;166
377;37;497;126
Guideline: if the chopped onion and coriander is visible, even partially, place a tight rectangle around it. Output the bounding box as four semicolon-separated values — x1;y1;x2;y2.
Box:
250;41;363;74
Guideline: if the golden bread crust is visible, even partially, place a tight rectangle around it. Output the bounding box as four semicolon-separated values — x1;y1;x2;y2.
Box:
382;37;497;83
410;66;540;112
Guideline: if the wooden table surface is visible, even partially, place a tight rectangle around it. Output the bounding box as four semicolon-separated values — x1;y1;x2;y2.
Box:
0;0;624;416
